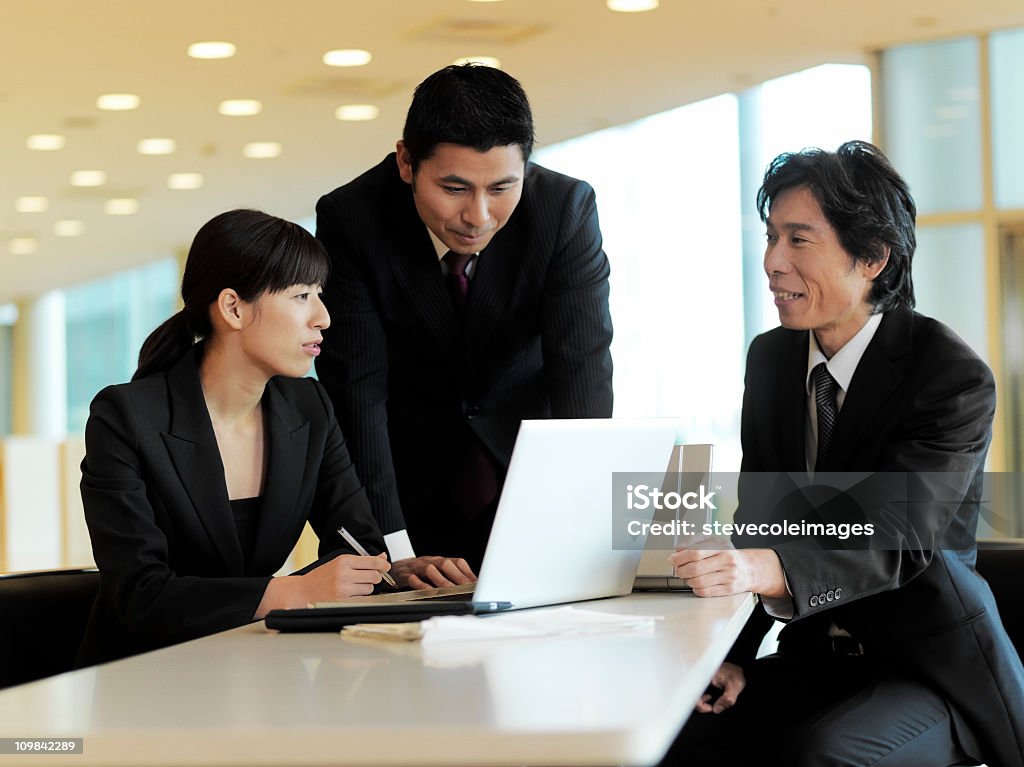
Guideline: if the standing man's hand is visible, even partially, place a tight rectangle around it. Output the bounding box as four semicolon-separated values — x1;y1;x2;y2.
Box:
669;537;786;598
391;556;477;590
695;662;746;714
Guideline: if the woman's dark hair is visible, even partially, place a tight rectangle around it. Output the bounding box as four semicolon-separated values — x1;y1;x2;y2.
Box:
133;209;329;380
402;63;535;171
757;140;917;313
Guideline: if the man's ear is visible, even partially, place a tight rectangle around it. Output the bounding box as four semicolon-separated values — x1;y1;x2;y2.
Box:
214;288;245;330
395;140;414;185
862;245;890;281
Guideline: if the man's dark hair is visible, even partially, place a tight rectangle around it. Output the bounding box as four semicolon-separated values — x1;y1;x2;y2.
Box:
402;63;535;170
757;140;916;312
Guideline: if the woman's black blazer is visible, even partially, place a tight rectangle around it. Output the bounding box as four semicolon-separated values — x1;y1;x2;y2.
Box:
77;345;384;665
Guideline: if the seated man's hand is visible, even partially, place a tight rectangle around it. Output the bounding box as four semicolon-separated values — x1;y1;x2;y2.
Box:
695;662;746;714
391;556;477;590
669;538;786;598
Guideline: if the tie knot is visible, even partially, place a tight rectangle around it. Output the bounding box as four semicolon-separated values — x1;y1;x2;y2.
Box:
443;250;472;277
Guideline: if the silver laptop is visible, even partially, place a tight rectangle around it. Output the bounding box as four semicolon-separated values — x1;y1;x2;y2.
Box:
346;418;679;611
632;443;714;591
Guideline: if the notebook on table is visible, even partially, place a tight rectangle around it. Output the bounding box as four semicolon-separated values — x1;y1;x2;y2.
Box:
632;443;714;592
265;418;679;632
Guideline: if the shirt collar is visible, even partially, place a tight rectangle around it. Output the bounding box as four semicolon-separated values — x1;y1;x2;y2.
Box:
805;312;883;396
427;228;448;262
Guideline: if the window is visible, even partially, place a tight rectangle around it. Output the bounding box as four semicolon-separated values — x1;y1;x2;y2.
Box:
533;64;872;471
0;305;15;436
991;28;1024;210
535;94;746;468
883;38;983;215
65;259;178;433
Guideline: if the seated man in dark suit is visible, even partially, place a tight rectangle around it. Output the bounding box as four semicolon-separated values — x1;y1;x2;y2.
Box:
315;64;614;579
663;141;1024;766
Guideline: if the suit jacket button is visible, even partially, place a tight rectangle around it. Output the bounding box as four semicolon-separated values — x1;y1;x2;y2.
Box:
810;595;819;607
826;590;835;602
818;592;826;604
835;588;842;600
465;405;480;420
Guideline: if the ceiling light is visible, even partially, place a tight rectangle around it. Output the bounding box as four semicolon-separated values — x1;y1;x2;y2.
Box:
70;170;107;187
97;93;141;110
26;134;66;150
15;196;48;213
55;220;85;237
167;173;204;190
188;41;237;59
335;104;379;121
218;99;262;116
137;138;177;155
323;49;372;67
243;142;283;159
453;56;502;68
607;0;659;10
9;238;38;255
105;198;139;215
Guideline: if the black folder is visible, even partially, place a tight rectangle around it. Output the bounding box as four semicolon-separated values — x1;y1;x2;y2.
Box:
264;600;512;632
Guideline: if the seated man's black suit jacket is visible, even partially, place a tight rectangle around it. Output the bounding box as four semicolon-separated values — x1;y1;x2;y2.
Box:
732;305;1024;766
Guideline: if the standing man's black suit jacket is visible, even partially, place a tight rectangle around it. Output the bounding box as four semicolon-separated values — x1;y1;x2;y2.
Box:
77;346;384;666
315;154;613;561
732;305;1024;766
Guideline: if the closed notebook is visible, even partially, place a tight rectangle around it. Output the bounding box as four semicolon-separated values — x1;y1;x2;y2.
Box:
264;600;511;632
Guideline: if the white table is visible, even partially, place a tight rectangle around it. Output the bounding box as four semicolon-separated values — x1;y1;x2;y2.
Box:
0;592;754;766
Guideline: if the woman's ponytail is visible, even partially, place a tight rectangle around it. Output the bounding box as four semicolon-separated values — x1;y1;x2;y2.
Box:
132;310;194;381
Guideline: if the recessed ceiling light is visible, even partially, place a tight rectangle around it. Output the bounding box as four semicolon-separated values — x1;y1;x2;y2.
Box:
15;196;48;213
243;142;283;159
137;138;177;155
453;56;502;68
105;198;139;215
218;99;262;116
607;0;659;10
97;93;141;110
322;49;372;67
26;134;66;150
188;41;237;59
9;238;38;255
55;220;85;237
335;104;380;121
70;170;107;187
167;173;204;190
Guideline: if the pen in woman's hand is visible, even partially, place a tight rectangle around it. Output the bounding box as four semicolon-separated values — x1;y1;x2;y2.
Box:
337;526;398;588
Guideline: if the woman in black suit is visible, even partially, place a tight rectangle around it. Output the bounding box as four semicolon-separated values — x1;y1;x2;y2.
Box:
78;209;473;666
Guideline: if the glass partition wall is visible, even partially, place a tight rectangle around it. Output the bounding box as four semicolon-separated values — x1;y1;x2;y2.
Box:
881;29;1024;535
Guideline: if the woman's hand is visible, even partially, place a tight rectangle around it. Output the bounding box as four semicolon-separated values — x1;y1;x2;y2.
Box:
302;552;393;599
390;556;477;590
255;553;391;618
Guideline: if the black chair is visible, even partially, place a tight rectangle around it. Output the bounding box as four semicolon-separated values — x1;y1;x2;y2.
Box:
0;568;99;689
976;539;1024;661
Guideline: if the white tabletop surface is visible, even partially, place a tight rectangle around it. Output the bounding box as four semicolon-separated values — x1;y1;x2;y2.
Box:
0;592;754;767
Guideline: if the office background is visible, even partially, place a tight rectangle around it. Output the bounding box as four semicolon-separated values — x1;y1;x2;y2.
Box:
2;0;1023;572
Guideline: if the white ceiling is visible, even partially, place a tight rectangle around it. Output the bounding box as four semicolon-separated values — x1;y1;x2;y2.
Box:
2;0;1023;304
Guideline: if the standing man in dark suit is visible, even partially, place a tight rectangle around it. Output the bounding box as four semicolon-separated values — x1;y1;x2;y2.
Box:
315;64;613;577
664;141;1024;766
